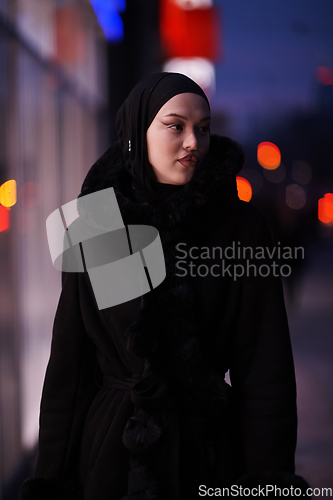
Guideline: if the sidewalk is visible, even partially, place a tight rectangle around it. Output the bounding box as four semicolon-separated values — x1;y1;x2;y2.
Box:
286;241;333;495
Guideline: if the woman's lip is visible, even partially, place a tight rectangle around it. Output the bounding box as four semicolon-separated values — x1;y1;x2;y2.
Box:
178;159;197;168
178;154;199;168
179;154;199;161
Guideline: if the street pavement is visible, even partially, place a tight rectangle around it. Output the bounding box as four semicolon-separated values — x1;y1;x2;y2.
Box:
286;240;333;496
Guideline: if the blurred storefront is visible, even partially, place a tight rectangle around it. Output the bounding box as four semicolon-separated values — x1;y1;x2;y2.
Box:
0;1;109;497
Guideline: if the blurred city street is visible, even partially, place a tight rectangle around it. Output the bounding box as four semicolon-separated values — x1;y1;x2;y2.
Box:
287;239;333;495
1;0;333;498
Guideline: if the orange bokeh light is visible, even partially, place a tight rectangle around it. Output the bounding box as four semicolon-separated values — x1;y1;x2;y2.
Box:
0;179;17;207
318;193;333;223
0;205;10;232
236;176;252;202
257;142;281;170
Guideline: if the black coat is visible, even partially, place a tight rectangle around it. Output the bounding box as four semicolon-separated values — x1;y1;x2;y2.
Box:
21;135;309;499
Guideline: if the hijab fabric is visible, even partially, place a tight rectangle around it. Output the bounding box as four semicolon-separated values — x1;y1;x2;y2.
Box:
116;72;210;202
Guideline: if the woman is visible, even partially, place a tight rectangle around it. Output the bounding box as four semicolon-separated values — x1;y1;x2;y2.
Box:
21;73;309;499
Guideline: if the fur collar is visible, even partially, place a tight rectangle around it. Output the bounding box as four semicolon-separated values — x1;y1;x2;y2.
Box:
79;134;244;235
79;134;245;500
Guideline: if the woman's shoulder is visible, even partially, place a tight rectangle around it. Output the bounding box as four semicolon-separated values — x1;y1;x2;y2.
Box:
212;199;273;246
80;141;124;198
232;199;267;225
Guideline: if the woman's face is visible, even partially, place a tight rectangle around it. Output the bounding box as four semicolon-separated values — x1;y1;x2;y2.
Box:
146;93;211;185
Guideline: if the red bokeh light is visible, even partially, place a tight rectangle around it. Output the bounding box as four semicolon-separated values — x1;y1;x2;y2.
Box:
318;193;333;223
257;142;281;170
160;0;221;60
236;177;252;202
316;66;333;86
0;205;10;232
55;6;87;65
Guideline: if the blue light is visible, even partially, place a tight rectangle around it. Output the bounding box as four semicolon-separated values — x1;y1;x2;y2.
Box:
90;0;126;42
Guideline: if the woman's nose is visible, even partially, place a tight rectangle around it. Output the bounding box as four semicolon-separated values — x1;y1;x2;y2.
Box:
183;131;198;151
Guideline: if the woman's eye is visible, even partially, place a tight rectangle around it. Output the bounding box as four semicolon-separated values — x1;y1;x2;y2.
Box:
199;125;210;133
170;124;183;131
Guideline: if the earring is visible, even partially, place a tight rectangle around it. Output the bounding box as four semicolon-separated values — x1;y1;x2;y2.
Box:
128;140;131;152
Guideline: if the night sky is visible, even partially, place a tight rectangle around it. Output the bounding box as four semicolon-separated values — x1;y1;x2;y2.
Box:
212;0;333;139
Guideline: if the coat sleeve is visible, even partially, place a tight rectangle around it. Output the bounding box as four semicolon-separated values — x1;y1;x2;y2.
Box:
229;212;310;490
20;271;99;499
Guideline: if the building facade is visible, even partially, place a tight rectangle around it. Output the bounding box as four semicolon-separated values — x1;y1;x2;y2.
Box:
0;1;109;497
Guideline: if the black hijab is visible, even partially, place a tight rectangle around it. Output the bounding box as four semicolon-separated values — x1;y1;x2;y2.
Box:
116;72;210;203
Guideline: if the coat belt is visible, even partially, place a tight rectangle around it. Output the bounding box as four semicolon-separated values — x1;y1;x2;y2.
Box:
102;373;142;391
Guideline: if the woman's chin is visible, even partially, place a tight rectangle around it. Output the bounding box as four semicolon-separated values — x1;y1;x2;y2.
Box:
164;172;194;185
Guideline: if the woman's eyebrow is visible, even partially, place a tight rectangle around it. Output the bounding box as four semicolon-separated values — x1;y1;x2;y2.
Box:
164;113;187;120
163;113;211;122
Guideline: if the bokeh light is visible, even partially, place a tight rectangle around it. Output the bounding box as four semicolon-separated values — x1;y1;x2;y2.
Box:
257;142;281;170
89;0;125;42
0;205;10;232
286;184;306;210
19;181;41;208
318;193;333;223
163;58;215;95
174;0;213;8
55;6;87;64
316;66;333;86
0;180;17;207
292;160;312;185
324;193;333;203
263;163;286;183
160;0;220;61
236;176;252;202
